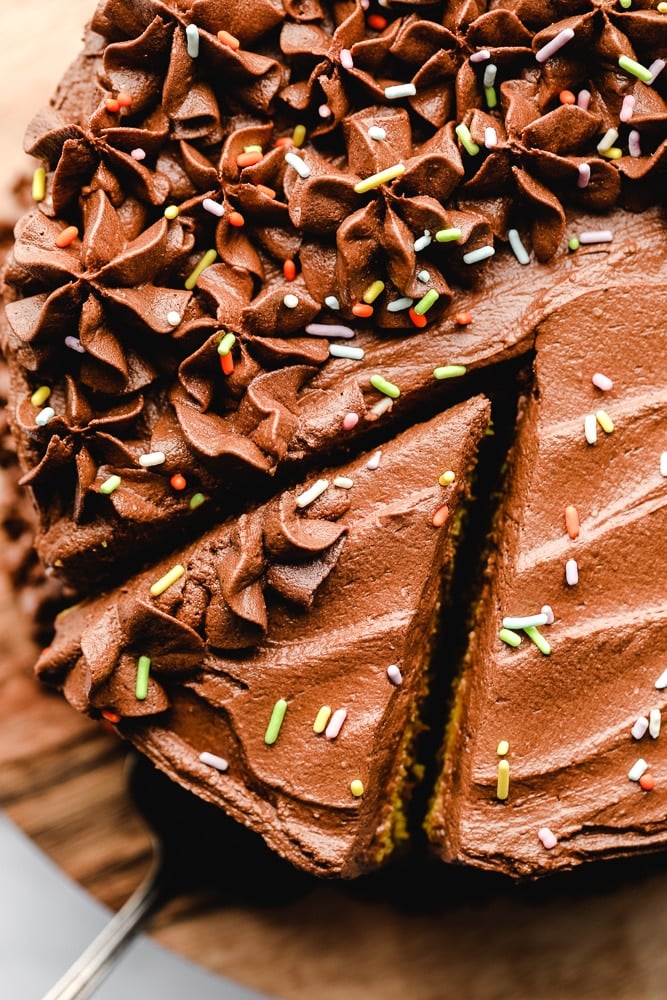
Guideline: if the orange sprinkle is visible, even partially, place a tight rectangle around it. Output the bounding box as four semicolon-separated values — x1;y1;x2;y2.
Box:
367;13;387;29
559;90;576;105
432;504;449;528
455;311;473;326
237;150;263;168
408;307;427;328
218;29;240;49
220;352;234;375
228;210;245;227
105;98;120;113
101;710;122;724
256;184;276;199
170;473;187;491
565;504;580;539
55;225;79;249
117;91;132;108
352;302;374;318
283;259;297;281
274;136;295;149
640;772;655;791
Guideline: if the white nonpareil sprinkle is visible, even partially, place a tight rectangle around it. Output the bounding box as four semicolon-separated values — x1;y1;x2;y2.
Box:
306;323;355;338
541;605;555;625
579;231;613;245
139;451;166;468
387;297;414;312
660;452;667;478
597;128;618;153
283;293;299;309
507;229;530;265
649;58;666;83
384;83;417;100
325;708;348;740
417;270;430;282
387;664;403;686
631;716;649;740
565;558;579;586
36;407;55;426
577;163;591;188
592;372;613;392
484;126;497;149
296;478;329;508
414;230;432;252
64;335;85;353
649;708;662;739
167;310;182;326
538;827;558;850
130;148;146;160
368;125;386;140
202;197;225;217
199;751;228;772
324;295;341;310
584;413;598;445
470;49;490;63
284;152;311;178
371;396;393;417
655;667;667;690
463;245;495;265
333;476;354;489
329;344;365;360
340;48;353;69
502;614;548;629
482;64;497;88
367;450;382;470
628;758;649;782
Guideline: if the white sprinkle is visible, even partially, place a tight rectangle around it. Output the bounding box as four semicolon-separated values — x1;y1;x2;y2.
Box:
417;270;430;282
65;335;86;353
649;58;665;84
660;452;667;478
387;664;403;686
139;451;166;468
597;128;618;153
385;83;417;100
655;667;667;689
579;230;613;245
482;64;497;88
463;245;495;265
502;614;548;629
325;708;347;739
202;197;225;217
330;344;365;360
592;372;613;392
296;478;329;508
36;406;55;426
484;126;497;149
305;323;355;339
414;230;432;252
130;148;146;161
368;125;386;141
535;27;575;64
318;104;332;118
324;295;340;310
538;827;558;849
470;49;490;63
284;152;311;179
620;95;635;123
628;130;642;158
333;476;354;489
185;23;200;58
366;450;382;471
628;758;649;782
370;396;393;418
565;558;579;586
649;708;661;739
199;751;228;772
507;229;530;265
387;297;414;312
167;310;181;326
577;89;591;110
584;413;598;445
577;163;591;188
340;48;354;70
283;293;299;309
541;605;555;625
631;716;649;740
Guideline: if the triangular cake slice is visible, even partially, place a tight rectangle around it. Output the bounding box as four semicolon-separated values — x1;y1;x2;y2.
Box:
37;396;490;876
427;280;667;876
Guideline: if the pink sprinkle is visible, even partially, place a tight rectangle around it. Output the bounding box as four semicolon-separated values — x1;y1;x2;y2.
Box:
325;708;347;739
538;827;558;850
131;148;146;160
318;104;332;118
535;27;574;64
360;0;369;8
620;95;635;123
305;323;355;339
579;230;613;245
631;716;649;740
342;412;359;431
340;48;354;70
470;49;490;63
628;130;642;158
592;372;613;391
576;89;591;110
576;163;590;188
366;450;382;470
649;58;665;84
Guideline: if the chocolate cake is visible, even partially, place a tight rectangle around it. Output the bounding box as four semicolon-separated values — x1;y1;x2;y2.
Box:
1;0;666;878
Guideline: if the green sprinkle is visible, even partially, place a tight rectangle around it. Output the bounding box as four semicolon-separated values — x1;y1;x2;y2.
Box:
265;698;288;745
100;474;121;495
455;123;480;156
524;625;551;656
185;249;217;290
433;365;467;380
618;54;652;82
414;289;440;315
435;228;463;243
485;86;497;109
619;0;631;7
189;492;206;509
164;204;180;220
568;237;580;251
32;167;46;203
135;656;151;700
499;627;522;648
30;385;51;407
370;374;400;399
150;563;185;597
217;332;236;356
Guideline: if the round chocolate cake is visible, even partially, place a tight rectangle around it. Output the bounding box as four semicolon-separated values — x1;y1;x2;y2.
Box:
1;0;666;881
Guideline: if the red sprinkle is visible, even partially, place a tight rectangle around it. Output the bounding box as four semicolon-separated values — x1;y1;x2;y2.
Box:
432;504;449;528
228;210;245;227
455;311;473;326
170;473;187;491
367;13;387;29
55;226;79;249
105;98;120;113
559;90;576;105
352;302;374;318
220;352;234;375
565;504;580;539
640;772;655;791
274;136;295;149
237;150;263;168
408;307;427;328
218;29;240;49
256;184;277;199
101;710;122;724
117;91;132;108
283;259;297;281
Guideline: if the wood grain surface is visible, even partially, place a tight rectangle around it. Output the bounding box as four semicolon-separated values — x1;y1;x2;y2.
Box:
1;5;667;998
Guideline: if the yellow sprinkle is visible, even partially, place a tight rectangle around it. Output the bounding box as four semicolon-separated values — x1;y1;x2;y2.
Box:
313;706;332;734
497;740;510;757
439;470;455;486
354;163;406;194
350;779;364;797
599;147;622;160
243;144;263;153
150;563;185;597
30;385;51;407
292;124;307;147
32;167;46;203
185;249;217;290
362;280;385;304
595;409;614;434
163;205;180;219
659;2;667;12
497;759;510;800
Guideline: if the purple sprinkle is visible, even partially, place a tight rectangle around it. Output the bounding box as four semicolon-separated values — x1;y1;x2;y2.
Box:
649;58;665;84
577;163;591;188
318;104;332;118
366;450;382;470
325;708;347;740
592;372;613;392
65;335;85;353
535;27;574;64
579;230;613;245
628;130;642;158
576;89;591;110
620;95;635;122
470;49;490;63
538;827;558;849
305;323;355;339
202;197;225;217
340;48;354;70
342;412;359;431
631;717;649;740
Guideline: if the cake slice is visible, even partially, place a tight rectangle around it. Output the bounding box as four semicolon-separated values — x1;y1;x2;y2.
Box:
427;276;667;876
37;396;490;876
